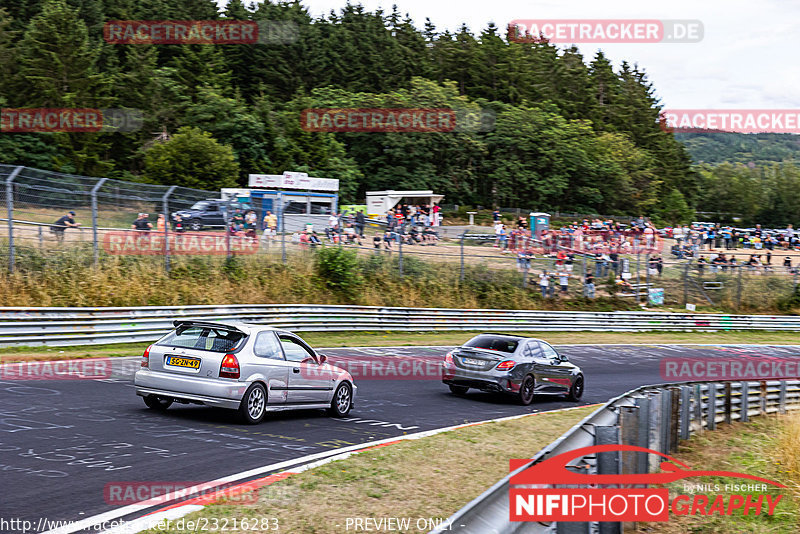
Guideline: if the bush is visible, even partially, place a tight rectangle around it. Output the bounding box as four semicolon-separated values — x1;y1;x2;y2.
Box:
315;247;363;299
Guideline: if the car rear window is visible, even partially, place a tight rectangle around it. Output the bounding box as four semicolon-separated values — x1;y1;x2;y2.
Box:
463;335;519;353
158;326;245;353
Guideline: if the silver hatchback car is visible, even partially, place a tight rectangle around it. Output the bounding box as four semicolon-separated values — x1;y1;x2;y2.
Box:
134;320;356;424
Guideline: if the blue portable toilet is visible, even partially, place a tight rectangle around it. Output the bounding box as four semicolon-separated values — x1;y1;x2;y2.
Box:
529;212;551;240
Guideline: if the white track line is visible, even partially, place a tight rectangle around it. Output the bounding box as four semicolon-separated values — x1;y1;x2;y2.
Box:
42;405;595;534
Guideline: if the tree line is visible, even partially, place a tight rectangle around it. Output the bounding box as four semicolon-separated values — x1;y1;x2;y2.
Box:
0;0;773;224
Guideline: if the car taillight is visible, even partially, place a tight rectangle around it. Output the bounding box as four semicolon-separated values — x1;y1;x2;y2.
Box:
444;351;454;365
496;360;516;370
141;345;152;368
220;354;240;379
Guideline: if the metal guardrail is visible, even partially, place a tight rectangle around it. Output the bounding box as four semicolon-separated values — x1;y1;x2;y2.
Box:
2;305;800;347
433;378;800;534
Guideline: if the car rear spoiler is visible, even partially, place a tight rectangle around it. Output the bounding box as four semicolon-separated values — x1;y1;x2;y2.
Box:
172;320;250;335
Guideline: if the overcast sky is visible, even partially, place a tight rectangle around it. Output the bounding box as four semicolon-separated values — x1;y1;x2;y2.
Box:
225;0;800;110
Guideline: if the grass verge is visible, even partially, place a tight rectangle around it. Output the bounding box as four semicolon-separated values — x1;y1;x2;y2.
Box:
1;330;798;362
141;405;598;534
639;411;800;533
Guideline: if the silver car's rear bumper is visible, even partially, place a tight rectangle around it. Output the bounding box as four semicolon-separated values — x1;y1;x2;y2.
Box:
135;369;247;410
136;386;242;410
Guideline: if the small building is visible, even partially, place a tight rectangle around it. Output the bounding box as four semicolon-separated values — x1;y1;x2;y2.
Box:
221;172;340;231
366;190;444;218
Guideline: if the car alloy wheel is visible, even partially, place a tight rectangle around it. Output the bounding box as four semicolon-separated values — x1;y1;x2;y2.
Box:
518;375;535;405
567;375;584;401
329;383;352;417
239;383;266;424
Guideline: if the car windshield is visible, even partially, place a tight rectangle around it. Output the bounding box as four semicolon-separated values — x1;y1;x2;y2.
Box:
158;325;245;353
189;201;210;210
463;335;519;353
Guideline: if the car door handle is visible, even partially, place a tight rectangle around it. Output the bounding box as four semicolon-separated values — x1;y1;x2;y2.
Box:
293;367;300;373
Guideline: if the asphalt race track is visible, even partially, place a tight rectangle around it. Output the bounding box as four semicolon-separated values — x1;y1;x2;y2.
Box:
2;343;799;532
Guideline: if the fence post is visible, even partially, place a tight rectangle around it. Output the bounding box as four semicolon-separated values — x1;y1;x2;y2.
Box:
459;230;465;282
398;235;403;276
162;185;176;272
683;259;692;307
90;178;108;268
736;264;743;309
635;251;641;305
281;209;286;265
5;166;23;273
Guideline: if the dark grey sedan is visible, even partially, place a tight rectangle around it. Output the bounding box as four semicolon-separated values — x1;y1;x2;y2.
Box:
441;333;584;405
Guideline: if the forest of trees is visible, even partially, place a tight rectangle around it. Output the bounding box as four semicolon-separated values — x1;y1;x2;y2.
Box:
0;0;795;225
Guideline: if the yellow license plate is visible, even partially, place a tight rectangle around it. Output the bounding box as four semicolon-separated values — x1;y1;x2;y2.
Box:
166;356;201;369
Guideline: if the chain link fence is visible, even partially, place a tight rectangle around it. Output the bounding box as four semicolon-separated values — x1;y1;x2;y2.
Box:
2;165;798;311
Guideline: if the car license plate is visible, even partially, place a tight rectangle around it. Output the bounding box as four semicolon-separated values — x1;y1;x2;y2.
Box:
462;358;484;366
166;355;201;369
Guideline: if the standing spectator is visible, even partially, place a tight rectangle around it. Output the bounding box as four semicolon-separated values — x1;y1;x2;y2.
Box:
696;255;707;274
156;214;166;232
432;203;441;227
673;224;685;245
584;271;595;299
244;210;257;231
558;272;569;295
131;213;152;232
784;256;792;273
262;210;277;242
50;210;80;243
354;210;366;237
539;270;550;298
492;208;501;224
173;214;185;233
783;224;794;250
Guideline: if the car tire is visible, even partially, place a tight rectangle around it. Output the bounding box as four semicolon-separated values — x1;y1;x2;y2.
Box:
328;382;353;418
143;395;173;411
189;219;202;231
517;375;535;406
567;375;584;402
448;384;469;395
238;383;267;424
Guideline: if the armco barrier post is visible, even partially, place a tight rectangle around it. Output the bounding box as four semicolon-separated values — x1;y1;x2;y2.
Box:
595;425;622;534
760;381;767;415
694;384;703;432
162;185;176;272
619;406;639;475
779;381;787;414
659;390;671;453
669;387;680;452
679;386;691;440
635;397;650;474
707;383;717;430
5;166;23;273
90;177;108;268
740;381;749;422
724;382;732;425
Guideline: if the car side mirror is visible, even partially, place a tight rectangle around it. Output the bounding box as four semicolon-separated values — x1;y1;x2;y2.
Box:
559;353;569;362
318;354;328;364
